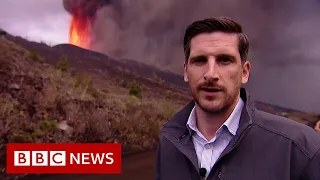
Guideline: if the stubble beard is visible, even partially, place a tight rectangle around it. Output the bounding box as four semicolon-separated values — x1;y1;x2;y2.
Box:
192;86;240;115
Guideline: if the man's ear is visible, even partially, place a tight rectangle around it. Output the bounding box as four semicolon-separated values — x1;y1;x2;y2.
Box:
241;60;251;84
184;61;189;82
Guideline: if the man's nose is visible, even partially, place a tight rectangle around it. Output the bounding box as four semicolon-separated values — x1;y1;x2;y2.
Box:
204;59;219;81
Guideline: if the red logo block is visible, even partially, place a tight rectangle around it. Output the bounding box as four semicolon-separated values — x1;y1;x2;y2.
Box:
6;143;122;174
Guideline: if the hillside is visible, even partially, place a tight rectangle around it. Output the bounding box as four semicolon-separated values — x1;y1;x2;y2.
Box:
0;36;190;180
5;35;189;91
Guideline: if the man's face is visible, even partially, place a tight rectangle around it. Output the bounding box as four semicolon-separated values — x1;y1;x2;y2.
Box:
184;32;250;113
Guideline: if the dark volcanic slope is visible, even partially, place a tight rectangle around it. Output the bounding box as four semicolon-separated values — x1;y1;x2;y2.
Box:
5;34;189;91
254;101;305;114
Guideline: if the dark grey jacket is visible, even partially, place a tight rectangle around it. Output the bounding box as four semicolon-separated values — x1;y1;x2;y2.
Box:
155;88;320;180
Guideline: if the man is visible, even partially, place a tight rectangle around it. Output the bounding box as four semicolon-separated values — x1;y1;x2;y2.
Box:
155;17;320;180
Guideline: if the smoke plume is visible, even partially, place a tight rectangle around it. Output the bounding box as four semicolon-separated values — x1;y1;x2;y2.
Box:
62;0;320;113
63;0;116;18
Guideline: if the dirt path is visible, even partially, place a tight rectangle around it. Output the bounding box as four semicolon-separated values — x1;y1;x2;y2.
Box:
21;150;157;180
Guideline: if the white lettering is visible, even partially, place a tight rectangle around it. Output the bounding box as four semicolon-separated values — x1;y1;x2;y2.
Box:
69;152;115;165
91;153;104;164
82;153;90;164
105;153;114;164
14;151;30;166
70;153;80;164
50;151;66;166
32;151;48;166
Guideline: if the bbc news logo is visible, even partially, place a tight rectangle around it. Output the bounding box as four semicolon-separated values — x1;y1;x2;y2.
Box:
14;151;114;166
14;151;67;166
6;143;121;174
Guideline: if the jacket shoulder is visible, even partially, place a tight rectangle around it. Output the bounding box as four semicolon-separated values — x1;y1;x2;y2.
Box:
253;110;320;158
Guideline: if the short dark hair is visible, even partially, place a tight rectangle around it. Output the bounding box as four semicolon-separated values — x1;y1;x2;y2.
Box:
183;17;249;62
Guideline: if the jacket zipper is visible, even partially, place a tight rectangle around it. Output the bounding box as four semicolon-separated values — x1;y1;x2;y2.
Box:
207;124;253;179
223;124;252;156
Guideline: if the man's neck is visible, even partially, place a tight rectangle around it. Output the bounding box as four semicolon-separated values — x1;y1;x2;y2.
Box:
195;96;240;141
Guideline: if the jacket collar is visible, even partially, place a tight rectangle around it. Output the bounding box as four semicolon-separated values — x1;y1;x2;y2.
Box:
160;87;256;172
186;96;244;137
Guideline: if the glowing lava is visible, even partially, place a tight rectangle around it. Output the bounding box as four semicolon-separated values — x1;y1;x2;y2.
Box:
69;15;89;48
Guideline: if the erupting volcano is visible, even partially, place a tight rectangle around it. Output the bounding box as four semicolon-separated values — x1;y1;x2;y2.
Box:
69;15;90;48
63;0;116;49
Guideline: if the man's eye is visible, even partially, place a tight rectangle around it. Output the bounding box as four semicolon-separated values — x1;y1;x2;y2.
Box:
218;56;232;63
193;57;207;63
221;58;230;62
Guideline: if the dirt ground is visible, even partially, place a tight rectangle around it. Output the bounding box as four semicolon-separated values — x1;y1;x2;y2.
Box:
20;150;157;180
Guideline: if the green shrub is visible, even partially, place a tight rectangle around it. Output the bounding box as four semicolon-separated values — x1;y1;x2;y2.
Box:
39;119;58;130
127;94;141;105
129;81;142;98
31;129;45;139
11;131;33;143
166;90;173;98
56;54;70;72
28;50;43;63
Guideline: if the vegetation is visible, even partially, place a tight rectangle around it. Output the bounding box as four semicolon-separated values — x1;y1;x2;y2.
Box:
129;81;142;98
56;54;70;72
28;49;44;63
153;72;165;84
0;37;182;179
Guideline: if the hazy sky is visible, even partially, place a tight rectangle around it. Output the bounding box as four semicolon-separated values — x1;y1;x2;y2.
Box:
0;0;70;45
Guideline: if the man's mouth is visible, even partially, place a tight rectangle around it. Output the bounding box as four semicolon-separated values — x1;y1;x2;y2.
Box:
201;87;223;92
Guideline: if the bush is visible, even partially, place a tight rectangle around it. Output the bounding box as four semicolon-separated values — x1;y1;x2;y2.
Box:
166;90;173;98
28;50;43;63
129;81;142;98
56;54;70;72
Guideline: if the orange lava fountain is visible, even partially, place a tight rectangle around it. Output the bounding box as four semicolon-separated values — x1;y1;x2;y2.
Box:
69;15;90;48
